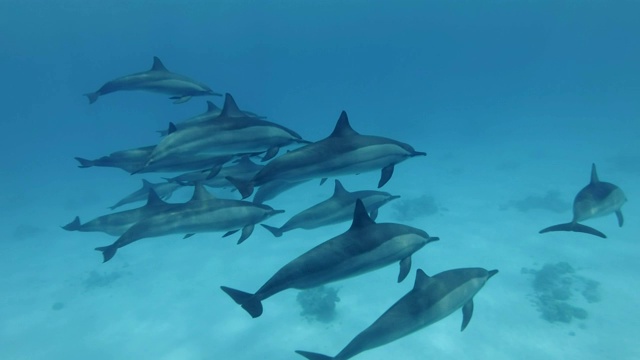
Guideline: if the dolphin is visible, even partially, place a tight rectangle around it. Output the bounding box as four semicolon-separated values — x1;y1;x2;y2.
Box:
262;180;400;237
108;179;181;210
94;185;284;262
296;267;498;360
252;179;310;204
227;111;426;199
75;145;155;173
539;163;627;238
165;155;264;188
156;101;266;136
220;199;439;318
142;93;308;169
84;56;221;104
62;189;174;236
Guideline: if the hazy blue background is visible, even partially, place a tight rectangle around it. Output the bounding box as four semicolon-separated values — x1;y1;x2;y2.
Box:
1;1;639;359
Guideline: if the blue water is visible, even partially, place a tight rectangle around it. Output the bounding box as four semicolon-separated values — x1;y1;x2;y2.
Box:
1;2;639;359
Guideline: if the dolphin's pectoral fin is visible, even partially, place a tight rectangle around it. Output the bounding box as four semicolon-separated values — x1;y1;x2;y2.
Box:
220;286;263;318
539;222;607;238
205;164;223;180
261;224;284;237
398;256;411;283
262;147;280;162
95;244;118;263
616;210;624;227
295;350;334;360
461;298;474;331
183;233;196;239
237;224;255;244
320;178;328;186
62;216;82;231
170;95;192;104
222;230;239;238
379;164;395;188
369;208;379;221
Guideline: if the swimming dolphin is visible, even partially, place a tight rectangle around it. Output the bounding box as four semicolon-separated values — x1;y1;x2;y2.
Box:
142;93;308;169
220;199;439;318
262;180;400;237
84;56;221;104
95;185;284;262
62;189;174;236
252;179;310;204
108;179;181;210
165;155;264;188
75;145;155;173
227;111;426;199
296;267;498;360
539;163;626;238
157;101;265;136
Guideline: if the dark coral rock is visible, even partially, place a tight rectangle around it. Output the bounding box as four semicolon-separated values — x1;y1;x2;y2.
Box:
297;286;340;323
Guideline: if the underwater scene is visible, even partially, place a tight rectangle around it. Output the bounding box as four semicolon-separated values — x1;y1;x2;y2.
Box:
1;1;639;359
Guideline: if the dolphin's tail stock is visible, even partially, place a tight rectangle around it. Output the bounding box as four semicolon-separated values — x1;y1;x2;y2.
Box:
260;224;284;238
62;216;82;231
74;157;95;168
539;222;607;238
95;243;118;263
225;176;255;199
220;286;263;318
84;92;100;104
295;350;334;360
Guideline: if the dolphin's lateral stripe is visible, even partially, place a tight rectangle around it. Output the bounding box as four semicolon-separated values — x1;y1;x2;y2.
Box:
539;222;607;238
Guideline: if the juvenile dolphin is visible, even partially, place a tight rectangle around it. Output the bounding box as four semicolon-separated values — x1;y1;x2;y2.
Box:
165;155;264;188
95;185;284;262
84;56;220;104
262;180;400;237
62;189;173;236
109;179;181;210
539;163;627;238
296;267;498;360
143;93;308;168
157;101;265;136
252;179;309;204
227;111;426;199
220;199;439;318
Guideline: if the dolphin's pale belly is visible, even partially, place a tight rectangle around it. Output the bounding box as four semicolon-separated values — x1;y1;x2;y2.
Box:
574;188;626;222
269;144;410;183
289;233;426;289
136;78;207;94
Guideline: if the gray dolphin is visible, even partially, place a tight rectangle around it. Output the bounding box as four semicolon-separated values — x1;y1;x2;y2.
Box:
95;185;284;262
143;93;308;169
262;180;400;237
109;179;181;210
296;267;498;360
227;111;426;199
157;101;266;136
62;189;173;236
220;199;439;318
75;145;155;173
84;56;220;104
166;155;264;188
539;163;627;238
252;179;310;204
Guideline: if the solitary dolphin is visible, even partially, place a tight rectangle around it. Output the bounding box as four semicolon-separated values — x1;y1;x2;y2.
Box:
227;111;426;199
62;189;173;236
84;56;221;104
95;185;284;262
539;163;626;238
262;180;400;237
220;199;439;318
296;267;498;360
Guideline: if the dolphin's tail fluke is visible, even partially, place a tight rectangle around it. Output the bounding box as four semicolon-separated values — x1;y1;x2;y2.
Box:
295;350;334;360
62;216;82;231
74;157;94;168
539;222;607;238
261;224;284;238
225;176;254;199
220;286;263;318
84;92;99;104
95;244;118;263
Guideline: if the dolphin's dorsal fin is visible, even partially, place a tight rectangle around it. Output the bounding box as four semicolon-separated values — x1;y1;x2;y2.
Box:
191;183;216;202
329;111;359;137
151;56;169;72
220;93;246;118
349;199;376;230
141;179;153;188
145;188;165;207
590;163;599;184
206;100;220;113
332;180;349;198
167;122;177;135
414;269;433;288
236;155;256;167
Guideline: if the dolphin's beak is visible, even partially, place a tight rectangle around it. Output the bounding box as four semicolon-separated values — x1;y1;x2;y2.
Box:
428;236;440;242
412;151;427;157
